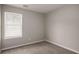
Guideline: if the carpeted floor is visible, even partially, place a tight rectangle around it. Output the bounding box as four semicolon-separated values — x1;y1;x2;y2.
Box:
2;41;76;54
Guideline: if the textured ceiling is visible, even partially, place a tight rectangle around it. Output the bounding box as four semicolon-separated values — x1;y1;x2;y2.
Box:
6;4;64;13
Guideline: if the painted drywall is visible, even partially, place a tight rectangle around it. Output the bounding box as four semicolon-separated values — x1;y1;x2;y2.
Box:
0;5;1;52
46;5;79;53
2;5;45;49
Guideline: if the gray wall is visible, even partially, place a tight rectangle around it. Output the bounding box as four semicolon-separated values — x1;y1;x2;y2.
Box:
46;5;79;53
0;5;1;52
2;5;45;49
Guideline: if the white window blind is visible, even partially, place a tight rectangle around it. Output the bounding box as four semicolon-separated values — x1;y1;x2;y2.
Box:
4;12;22;39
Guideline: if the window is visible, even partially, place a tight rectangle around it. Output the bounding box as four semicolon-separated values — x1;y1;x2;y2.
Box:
4;12;22;39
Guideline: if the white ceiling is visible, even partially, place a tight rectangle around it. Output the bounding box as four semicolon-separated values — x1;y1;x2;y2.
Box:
6;4;64;13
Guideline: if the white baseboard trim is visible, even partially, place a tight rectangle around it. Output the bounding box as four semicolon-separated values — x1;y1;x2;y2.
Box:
46;40;79;54
2;40;44;51
2;39;79;53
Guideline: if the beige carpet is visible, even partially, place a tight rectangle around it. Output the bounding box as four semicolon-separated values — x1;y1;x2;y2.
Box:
2;41;76;54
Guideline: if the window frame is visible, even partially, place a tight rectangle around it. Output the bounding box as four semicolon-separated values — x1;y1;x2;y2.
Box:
4;11;22;39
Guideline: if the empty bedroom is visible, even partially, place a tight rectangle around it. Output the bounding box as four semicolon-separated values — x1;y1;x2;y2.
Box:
0;4;79;54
